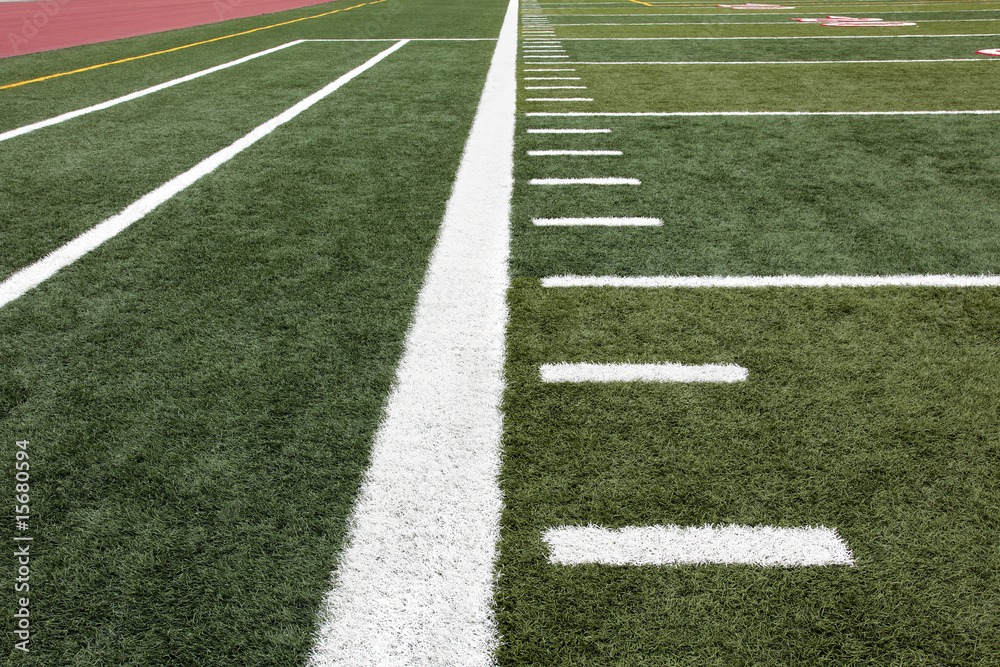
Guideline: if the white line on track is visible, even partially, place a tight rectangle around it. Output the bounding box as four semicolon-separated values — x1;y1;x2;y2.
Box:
540;362;749;383
541;274;1000;288
306;0;516;662
527;110;1000;116
533;216;659;224
0;40;409;310
531;177;638;184
543;525;855;567
527;149;620;154
0;41;304;143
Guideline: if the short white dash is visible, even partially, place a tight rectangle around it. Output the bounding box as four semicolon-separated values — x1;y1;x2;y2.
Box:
530;177;638;184
543;525;855;567
527;128;611;133
527;149;620;155
533;216;659;225
525;85;587;89
524;76;583;80
540;362;748;383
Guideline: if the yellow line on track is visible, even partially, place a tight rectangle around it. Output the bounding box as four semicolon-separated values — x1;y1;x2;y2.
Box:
0;0;389;91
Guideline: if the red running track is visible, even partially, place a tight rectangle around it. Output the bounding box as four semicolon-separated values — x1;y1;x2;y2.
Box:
0;0;341;59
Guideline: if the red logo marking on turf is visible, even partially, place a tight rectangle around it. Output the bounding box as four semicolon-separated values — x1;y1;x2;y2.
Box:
978;49;1000;56
792;15;915;26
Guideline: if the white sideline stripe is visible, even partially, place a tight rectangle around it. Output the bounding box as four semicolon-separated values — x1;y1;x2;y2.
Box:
527;128;611;132
528;149;620;154
540;362;748;383
527;110;1000;116
0;40;304;143
533;216;660;225
541;274;1000;288
0;40;409;311
523;68;577;70
555;58;994;64
305;0;515;663
531;177;638;184
525;76;581;79
543;525;855;567
525;85;587;89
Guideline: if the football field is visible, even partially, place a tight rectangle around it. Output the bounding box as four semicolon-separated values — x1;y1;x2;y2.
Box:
2;0;999;664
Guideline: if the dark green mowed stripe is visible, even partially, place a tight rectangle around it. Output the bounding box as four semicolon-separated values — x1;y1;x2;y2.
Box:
497;281;1000;666
512;116;1000;278
0;37;500;666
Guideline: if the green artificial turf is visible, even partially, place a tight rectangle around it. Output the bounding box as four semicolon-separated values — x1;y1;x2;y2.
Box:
497;281;1000;666
513;115;1000;277
0;3;507;663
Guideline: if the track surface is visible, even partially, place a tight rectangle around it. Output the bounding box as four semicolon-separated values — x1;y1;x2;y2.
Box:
0;0;341;58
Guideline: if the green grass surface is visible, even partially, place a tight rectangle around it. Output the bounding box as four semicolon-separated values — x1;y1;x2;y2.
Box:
513;116;1000;277
1;2;506;664
3;0;1000;663
498;282;1000;666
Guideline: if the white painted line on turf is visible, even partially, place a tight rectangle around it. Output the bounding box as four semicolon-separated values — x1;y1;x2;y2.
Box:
533;216;660;225
524;76;583;79
527;128;611;132
531;177;638;184
305;0;516;663
527;110;1000;116
553;33;1000;40
540;274;1000;288
523;67;577;71
525;85;587;89
553;58;996;64
0;40;409;310
527;149;620;154
541;362;748;383
0;40;305;143
543;525;855;567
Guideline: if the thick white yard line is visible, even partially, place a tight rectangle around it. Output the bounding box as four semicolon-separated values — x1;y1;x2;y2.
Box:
0;40;304;143
306;0;516;664
543;525;855;567
527;110;1000;116
533;216;659;224
541;274;1000;288
554;33;1000;39
541;362;749;383
554;58;995;64
0;40;409;311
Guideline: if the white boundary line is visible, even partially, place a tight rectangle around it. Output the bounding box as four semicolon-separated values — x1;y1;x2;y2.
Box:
0;40;305;143
0;41;409;310
543;524;855;567
526;110;1000;116
306;0;517;663
541;274;1000;288
541;361;749;383
533;216;660;224
0;39;496;144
